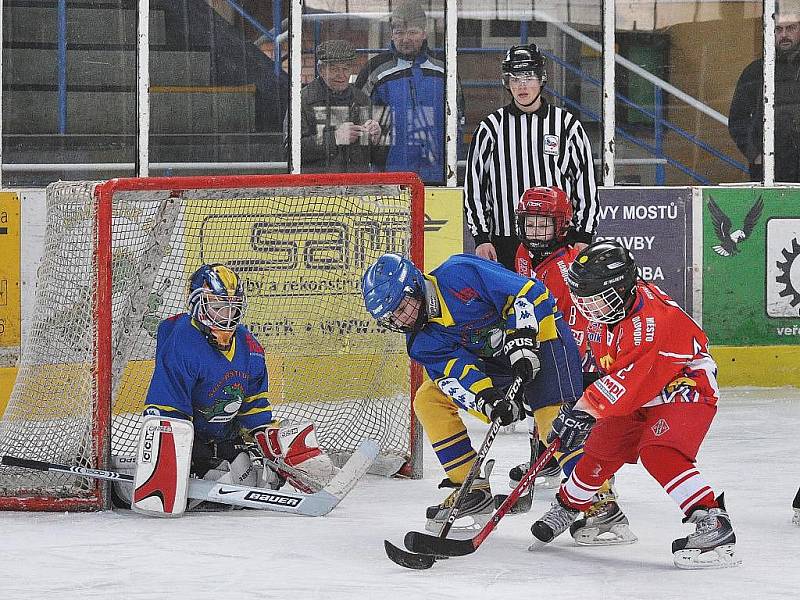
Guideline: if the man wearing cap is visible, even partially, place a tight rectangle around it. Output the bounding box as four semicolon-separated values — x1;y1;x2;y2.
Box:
355;2;463;184
287;39;386;173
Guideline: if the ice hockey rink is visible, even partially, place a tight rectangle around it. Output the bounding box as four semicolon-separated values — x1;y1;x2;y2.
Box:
1;386;798;600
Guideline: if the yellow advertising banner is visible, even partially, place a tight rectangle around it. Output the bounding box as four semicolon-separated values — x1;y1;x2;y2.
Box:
0;192;20;347
423;187;464;270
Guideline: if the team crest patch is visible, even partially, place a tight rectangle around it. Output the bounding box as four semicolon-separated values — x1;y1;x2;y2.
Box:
543;134;560;155
651;418;670;437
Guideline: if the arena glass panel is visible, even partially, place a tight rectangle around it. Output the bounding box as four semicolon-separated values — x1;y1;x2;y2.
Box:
146;1;289;177
614;1;762;186
1;1;138;185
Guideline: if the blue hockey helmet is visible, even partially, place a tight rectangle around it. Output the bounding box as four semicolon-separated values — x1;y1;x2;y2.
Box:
362;253;427;332
188;263;247;337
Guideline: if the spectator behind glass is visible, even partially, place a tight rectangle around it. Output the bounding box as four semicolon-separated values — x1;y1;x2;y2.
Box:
355;2;463;184
729;11;800;181
285;39;386;174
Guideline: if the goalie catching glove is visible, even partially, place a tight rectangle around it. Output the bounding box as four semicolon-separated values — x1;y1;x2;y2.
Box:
253;419;339;494
503;328;540;382
476;387;523;426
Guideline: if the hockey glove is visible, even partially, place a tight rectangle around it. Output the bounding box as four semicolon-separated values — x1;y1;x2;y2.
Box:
503;328;541;382
548;403;596;453
476;387;523;426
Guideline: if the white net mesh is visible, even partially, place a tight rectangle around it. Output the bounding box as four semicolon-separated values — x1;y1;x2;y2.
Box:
0;177;421;508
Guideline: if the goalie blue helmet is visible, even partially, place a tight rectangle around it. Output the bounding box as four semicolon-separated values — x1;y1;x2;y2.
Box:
362;253;427;332
188;264;247;346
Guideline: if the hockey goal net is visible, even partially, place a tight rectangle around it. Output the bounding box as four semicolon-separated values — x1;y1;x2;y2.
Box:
0;173;424;510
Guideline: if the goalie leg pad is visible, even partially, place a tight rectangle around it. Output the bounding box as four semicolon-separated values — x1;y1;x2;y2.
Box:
132;416;194;518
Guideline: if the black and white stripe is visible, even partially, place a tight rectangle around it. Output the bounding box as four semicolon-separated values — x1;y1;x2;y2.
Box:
464;99;599;242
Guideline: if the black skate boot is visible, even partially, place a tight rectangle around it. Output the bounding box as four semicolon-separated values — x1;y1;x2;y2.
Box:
672;493;740;569
509;442;561;490
425;460;494;535
793;486;800;526
569;490;638;545
528;493;580;550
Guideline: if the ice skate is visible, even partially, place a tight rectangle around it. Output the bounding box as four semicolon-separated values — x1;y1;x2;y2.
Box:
509;454;561;490
672;494;740;569
425;460;495;535
569;490;637;545
528;493;580;550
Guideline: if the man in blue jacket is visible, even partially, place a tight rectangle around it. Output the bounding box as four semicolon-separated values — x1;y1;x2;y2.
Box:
355;1;462;184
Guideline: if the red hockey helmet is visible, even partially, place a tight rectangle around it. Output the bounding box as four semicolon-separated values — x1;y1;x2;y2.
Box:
515;186;573;253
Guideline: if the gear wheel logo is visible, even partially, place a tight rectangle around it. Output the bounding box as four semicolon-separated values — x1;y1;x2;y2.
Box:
775;239;800;306
766;219;800;317
776;238;800;308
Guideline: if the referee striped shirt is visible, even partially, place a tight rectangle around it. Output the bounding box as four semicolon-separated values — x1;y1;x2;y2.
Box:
464;99;599;246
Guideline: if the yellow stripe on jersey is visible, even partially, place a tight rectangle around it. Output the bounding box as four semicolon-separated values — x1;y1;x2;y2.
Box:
426;274;455;327
143;404;192;419
242;392;270;404
238;405;273;416
443;358;459;377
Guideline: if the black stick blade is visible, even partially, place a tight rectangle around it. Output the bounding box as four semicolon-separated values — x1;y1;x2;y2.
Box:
384;540;437;570
404;531;477;557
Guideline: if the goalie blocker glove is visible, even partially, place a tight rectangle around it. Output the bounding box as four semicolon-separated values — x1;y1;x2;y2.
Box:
548;402;596;453
503;329;540;382
476;387;523;426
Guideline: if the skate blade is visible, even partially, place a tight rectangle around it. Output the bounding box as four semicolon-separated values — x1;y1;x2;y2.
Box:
572;524;638;546
527;538;549;552
793;509;800;526
673;544;741;569
508;474;561;491
425;513;491;537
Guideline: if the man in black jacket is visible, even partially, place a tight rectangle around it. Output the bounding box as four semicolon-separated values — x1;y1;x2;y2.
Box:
286;39;386;173
729;12;800;181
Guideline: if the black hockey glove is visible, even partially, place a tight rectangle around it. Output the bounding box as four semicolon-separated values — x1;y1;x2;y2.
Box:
547;403;596;453
503;328;541;382
475;387;523;427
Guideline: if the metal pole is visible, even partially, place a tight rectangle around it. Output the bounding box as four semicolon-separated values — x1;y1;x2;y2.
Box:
289;0;302;173
445;0;457;185
602;0;616;186
137;0;150;177
763;0;776;185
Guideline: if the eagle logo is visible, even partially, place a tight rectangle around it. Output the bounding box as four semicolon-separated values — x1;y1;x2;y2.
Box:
707;196;763;257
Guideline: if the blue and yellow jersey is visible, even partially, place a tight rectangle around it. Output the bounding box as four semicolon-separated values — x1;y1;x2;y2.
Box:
144;313;274;443
408;254;578;413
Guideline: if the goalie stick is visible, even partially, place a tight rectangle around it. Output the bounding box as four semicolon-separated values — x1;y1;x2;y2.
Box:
403;439;561;561
384;376;523;570
1;438;378;517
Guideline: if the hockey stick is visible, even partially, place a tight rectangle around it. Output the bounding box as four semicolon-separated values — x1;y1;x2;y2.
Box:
404;438;560;558
493;419;539;514
1;438;378;517
384;376;524;570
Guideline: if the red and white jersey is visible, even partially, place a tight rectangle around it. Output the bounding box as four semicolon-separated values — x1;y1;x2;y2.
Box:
515;243;590;360
583;282;720;418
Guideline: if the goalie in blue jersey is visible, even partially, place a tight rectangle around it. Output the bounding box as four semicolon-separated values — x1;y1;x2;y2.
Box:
362;253;583;533
113;263;338;509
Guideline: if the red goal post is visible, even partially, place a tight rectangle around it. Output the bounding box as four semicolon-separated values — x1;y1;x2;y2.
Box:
0;172;424;511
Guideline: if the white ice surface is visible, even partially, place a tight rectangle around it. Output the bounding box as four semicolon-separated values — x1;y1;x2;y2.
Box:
2;387;799;600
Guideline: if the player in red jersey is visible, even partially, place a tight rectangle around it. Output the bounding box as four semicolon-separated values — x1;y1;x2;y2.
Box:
513;187;635;546
529;240;739;569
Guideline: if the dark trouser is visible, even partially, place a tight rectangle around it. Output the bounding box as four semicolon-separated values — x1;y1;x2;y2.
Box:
489;235;521;271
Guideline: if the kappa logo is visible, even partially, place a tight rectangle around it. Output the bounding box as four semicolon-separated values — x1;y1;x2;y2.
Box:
651;418;670;437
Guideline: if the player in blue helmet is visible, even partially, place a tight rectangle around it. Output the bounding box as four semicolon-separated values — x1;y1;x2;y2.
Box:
112;264;337;509
362;253;427;333
362;253;583;533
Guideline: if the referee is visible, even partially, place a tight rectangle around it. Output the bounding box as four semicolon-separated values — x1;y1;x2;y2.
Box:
464;44;600;270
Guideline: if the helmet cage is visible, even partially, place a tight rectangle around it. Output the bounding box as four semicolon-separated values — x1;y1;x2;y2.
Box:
189;288;247;332
376;289;423;333
571;287;627;324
